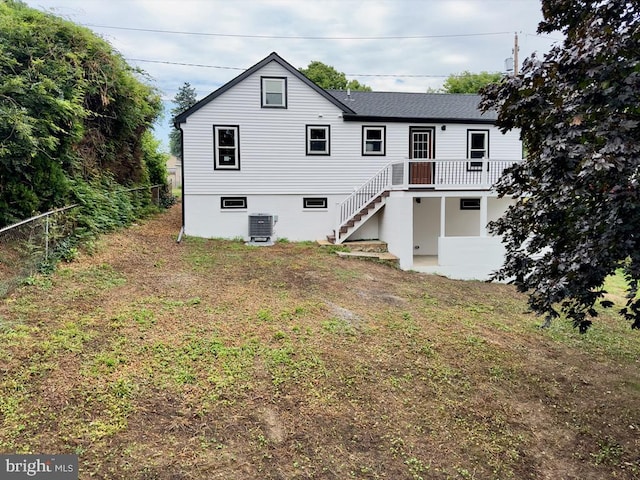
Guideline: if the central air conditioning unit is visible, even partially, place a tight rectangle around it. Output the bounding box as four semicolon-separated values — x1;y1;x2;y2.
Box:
248;213;274;243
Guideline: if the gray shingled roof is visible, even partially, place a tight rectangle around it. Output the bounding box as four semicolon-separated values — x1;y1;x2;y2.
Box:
326;90;496;123
174;52;497;126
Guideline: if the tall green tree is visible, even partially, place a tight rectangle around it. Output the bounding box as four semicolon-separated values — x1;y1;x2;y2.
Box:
169;82;197;159
299;61;371;91
442;71;503;94
0;0;162;226
480;0;640;331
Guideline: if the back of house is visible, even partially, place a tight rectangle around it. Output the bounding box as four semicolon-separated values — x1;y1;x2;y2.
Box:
174;52;523;279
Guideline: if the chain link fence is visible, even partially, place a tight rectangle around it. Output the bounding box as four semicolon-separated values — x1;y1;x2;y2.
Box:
0;185;162;297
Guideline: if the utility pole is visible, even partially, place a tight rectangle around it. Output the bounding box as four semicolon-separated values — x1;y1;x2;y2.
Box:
513;32;519;75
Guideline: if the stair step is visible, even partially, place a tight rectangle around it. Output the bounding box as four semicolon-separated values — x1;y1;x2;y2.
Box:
335;250;399;265
342;240;388;253
317;239;388;253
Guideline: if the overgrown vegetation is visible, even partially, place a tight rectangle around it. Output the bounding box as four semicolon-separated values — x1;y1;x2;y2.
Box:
0;0;165;227
1;205;639;479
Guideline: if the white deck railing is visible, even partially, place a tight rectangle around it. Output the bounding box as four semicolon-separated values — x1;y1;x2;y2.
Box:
334;158;521;242
391;159;521;190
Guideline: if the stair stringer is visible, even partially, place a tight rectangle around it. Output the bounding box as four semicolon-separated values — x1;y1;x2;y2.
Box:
334;192;388;244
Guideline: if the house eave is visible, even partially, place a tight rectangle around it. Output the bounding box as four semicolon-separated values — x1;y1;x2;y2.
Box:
341;114;496;125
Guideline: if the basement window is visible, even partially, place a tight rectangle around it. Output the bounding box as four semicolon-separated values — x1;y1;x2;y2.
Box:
221;197;247;209
303;197;328;209
460;198;481;210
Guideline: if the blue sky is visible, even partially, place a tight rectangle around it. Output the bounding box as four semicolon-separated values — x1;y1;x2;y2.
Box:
24;0;559;151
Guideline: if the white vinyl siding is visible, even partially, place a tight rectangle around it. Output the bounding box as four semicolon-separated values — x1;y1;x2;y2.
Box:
182;62;389;195
181;62;522;197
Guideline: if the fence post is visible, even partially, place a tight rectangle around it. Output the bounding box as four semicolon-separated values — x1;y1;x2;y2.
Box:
45;214;50;262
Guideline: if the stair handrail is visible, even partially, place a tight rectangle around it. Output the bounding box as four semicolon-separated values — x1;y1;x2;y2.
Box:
335;162;393;241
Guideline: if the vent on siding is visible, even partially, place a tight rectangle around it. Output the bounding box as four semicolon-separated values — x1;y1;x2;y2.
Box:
248;214;274;242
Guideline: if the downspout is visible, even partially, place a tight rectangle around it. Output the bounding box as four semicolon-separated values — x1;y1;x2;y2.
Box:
175;120;186;243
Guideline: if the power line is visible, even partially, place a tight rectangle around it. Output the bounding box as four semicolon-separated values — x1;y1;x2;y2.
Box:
87;23;513;40
126;58;454;78
127;58;245;71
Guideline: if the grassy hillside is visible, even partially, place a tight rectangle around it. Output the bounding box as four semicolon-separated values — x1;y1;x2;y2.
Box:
1;205;639;479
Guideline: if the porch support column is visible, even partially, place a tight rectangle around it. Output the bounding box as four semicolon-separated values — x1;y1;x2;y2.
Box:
479;195;488;237
379;195;414;270
439;196;446;237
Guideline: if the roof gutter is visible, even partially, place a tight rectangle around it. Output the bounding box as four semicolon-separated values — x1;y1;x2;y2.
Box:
341;114;496;124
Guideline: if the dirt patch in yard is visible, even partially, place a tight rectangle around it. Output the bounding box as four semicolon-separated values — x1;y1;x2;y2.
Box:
1;203;639;479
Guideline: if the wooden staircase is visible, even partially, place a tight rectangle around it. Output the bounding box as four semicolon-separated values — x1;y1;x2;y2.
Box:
327;190;389;244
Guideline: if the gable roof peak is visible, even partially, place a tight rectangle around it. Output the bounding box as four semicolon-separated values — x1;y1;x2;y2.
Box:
174;52;355;124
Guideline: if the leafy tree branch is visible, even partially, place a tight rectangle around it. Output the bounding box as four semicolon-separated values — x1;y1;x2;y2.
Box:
481;0;640;331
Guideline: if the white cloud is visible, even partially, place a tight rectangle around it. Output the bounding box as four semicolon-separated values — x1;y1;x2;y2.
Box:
22;0;556;147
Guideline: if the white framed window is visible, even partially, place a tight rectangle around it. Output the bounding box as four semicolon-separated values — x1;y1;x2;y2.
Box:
306;125;330;155
213;126;240;170
221;197;247;209
303;197;328;209
467;129;489;171
362;126;386;155
261;77;287;108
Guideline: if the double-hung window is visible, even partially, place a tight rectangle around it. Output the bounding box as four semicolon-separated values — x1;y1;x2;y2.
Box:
214;125;240;170
362;126;386;155
467;130;489;171
306;125;330;155
261;77;287;108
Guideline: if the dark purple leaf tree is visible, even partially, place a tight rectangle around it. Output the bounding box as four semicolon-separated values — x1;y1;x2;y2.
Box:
480;0;640;332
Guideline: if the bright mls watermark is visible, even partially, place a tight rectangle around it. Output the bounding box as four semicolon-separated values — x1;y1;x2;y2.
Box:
0;455;78;479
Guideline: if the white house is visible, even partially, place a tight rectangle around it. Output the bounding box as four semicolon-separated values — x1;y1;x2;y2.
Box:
174;52;523;280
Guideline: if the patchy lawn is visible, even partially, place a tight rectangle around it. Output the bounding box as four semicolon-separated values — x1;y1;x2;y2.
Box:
1;204;639;479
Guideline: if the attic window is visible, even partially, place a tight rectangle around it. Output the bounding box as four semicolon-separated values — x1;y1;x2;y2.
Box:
261;77;287;108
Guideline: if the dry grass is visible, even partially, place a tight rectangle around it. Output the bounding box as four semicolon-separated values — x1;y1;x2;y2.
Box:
1;204;639;479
